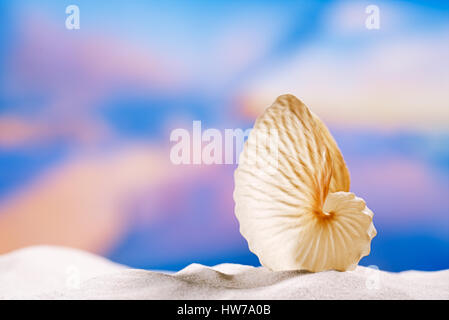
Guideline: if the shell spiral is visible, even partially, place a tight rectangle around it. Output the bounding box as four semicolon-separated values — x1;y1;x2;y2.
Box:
234;94;376;272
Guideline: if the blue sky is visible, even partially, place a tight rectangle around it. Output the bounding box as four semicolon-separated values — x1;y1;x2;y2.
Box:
0;0;448;271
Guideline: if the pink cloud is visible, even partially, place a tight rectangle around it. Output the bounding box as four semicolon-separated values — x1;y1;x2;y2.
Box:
350;156;449;226
0;115;110;148
2;12;193;148
234;30;449;131
9;12;185;98
0;145;175;254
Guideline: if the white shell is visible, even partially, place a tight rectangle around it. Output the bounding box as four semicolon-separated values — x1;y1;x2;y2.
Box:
234;94;376;272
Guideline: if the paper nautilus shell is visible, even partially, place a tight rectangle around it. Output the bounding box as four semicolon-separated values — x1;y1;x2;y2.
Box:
234;94;376;272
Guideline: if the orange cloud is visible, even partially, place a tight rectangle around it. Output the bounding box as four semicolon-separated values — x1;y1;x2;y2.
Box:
0;145;173;254
0;116;110;148
236;30;449;131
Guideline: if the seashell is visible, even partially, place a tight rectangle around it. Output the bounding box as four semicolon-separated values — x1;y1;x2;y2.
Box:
234;94;376;272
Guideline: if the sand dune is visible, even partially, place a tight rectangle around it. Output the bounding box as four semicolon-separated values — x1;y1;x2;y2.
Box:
0;246;447;299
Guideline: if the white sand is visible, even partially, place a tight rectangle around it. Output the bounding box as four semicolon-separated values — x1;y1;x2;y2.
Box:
0;246;447;299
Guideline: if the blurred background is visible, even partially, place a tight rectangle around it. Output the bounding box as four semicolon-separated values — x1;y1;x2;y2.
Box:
0;0;448;272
